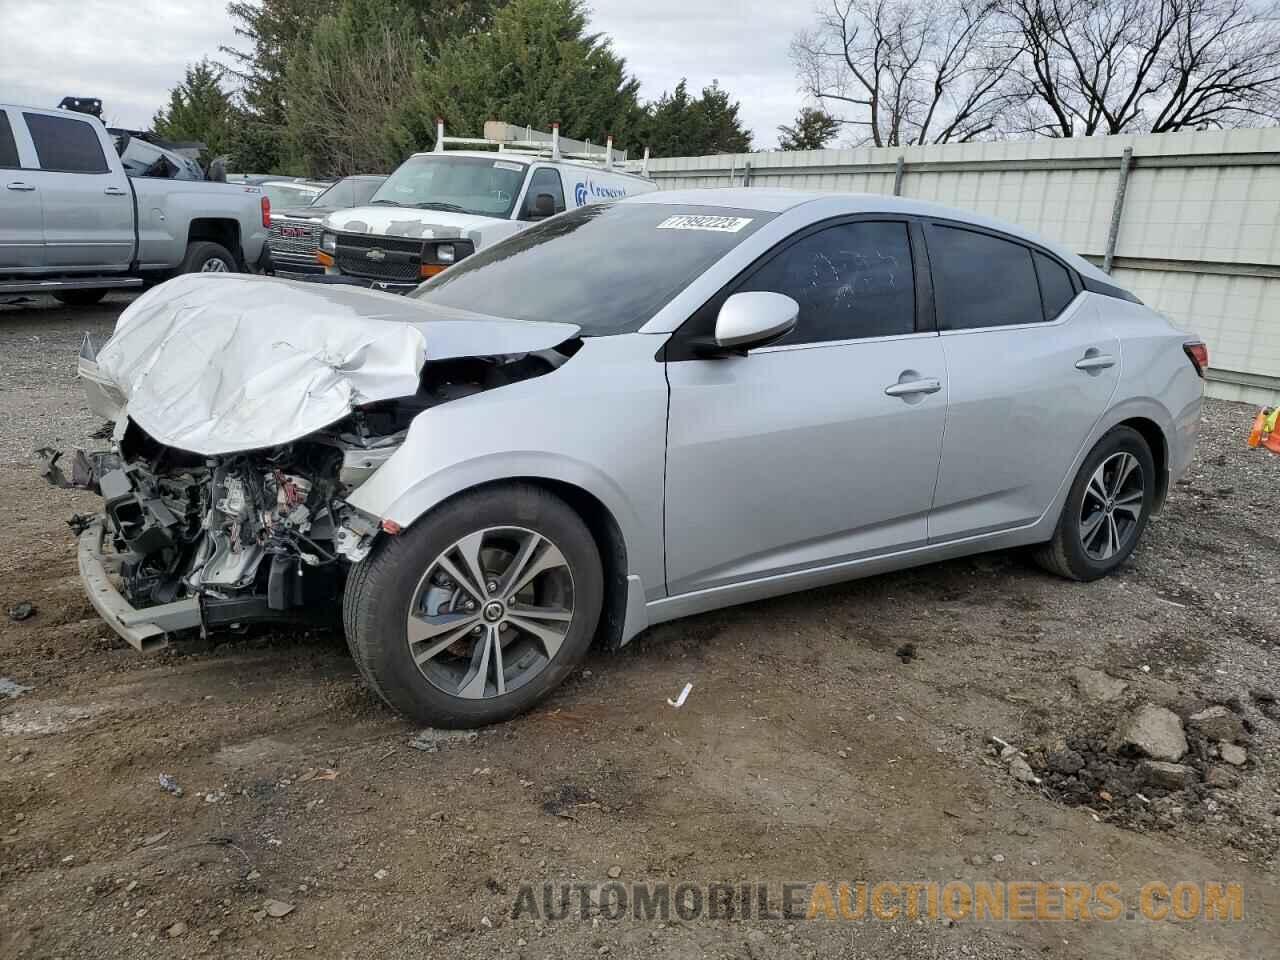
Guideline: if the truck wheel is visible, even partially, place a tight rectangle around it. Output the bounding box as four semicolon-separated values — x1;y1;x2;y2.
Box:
52;290;108;306
178;241;236;275
344;483;603;728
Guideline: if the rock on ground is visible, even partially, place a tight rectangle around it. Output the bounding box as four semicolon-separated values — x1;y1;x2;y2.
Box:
1109;703;1188;761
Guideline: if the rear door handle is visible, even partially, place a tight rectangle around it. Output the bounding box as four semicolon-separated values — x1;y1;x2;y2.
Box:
5;181;35;192
1074;353;1116;372
104;186;128;196
884;377;942;398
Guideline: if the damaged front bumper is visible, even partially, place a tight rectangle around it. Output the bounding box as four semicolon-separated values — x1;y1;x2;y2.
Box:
77;518;202;651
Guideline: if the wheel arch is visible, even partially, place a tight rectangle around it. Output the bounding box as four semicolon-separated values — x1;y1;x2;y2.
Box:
187;219;243;267
388;475;635;652
1115;415;1169;511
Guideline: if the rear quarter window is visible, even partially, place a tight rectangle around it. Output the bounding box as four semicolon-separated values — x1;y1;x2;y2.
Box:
0;113;20;168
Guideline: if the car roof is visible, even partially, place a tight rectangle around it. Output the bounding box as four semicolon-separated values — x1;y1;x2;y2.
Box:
626;188;1110;283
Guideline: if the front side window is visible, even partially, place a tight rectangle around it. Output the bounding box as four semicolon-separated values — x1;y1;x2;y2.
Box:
412;203;774;336
521;168;566;219
23;113;108;173
369;156;528;218
0;112;19;168
929;224;1043;330
737;220;915;345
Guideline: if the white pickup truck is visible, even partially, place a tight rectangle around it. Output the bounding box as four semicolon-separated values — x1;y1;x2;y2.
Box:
0;103;270;305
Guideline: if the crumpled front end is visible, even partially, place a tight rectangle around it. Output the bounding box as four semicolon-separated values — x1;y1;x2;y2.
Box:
51;273;581;649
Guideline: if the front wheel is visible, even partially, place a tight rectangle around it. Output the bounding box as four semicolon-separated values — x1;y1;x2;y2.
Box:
1034;425;1155;581
344;484;603;727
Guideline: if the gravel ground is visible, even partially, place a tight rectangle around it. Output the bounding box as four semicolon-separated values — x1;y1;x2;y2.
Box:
1;294;1278;959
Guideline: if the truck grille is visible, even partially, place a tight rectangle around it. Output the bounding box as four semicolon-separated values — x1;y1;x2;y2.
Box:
269;218;322;257
334;234;425;283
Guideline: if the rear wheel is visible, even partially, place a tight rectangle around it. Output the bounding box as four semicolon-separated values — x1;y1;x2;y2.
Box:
344;483;603;727
178;240;236;275
52;289;108;306
1034;425;1154;581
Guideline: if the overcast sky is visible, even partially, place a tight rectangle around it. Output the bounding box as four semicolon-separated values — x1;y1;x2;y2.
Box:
0;0;816;150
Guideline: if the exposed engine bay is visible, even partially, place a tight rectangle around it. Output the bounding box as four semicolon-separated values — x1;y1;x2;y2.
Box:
48;350;573;635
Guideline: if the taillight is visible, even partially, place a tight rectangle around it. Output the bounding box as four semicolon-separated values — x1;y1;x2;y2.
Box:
261;196;271;228
1183;341;1208;378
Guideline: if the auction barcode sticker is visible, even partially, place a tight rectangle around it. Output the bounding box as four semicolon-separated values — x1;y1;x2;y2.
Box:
656;215;753;232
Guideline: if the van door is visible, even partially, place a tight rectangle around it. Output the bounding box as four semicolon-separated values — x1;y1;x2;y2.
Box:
0;109;43;269
20;111;133;271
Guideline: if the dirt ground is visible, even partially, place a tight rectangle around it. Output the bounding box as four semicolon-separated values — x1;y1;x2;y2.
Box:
1;294;1278;960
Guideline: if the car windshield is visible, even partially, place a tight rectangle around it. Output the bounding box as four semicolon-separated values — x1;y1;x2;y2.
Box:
410;203;775;336
368;155;528;218
264;182;323;208
315;177;384;208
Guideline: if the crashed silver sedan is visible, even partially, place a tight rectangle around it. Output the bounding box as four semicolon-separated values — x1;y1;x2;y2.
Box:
54;189;1204;727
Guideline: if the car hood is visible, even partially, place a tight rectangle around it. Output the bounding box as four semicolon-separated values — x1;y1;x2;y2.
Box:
273;204;339;221
87;274;579;456
323;205;507;240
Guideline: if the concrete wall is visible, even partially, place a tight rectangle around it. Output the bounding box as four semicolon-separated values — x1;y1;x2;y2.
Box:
647;130;1280;404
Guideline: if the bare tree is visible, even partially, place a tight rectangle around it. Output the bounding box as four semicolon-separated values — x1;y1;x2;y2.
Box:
1003;0;1280;136
791;0;1018;146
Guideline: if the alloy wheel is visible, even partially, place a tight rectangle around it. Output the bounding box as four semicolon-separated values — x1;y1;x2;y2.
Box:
1078;451;1144;561
406;526;575;699
200;257;229;272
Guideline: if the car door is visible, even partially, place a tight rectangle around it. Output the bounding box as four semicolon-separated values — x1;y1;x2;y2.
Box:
0;108;43;269
663;218;948;596
924;222;1121;541
21;111;133;271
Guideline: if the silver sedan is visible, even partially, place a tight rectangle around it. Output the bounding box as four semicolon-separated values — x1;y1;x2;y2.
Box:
70;188;1204;727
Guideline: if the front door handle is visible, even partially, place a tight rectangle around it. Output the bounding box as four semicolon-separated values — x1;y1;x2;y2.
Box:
1075;352;1116;372
884;377;942;398
5;181;36;192
104;186;129;196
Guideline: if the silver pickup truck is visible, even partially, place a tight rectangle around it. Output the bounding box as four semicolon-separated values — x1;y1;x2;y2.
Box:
0;103;270;304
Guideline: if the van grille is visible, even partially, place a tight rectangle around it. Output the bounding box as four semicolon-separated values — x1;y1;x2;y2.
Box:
334;233;425;283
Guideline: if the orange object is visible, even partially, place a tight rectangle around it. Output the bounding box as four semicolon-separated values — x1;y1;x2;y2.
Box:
1248;410;1266;447
1266;430;1280;455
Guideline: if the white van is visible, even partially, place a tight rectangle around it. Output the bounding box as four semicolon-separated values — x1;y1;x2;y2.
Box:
314;122;657;292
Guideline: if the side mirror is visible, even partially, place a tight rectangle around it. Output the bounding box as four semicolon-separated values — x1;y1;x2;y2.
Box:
530;192;557;219
702;292;799;356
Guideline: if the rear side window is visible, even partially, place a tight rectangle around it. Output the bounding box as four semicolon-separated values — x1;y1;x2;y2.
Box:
0;113;19;168
23;113;109;173
738;220;915;345
929;225;1042;330
1034;251;1076;320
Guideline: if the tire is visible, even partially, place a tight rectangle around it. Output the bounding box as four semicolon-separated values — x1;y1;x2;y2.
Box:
1034;425;1155;581
52;289;108;306
344;483;603;727
177;240;236;275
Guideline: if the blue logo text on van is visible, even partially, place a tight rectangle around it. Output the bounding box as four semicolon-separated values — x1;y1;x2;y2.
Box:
574;178;627;206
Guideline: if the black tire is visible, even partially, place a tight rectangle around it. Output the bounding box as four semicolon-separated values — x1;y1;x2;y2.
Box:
344;483;603;727
52;289;108;306
1034;425;1155;581
177;240;236;275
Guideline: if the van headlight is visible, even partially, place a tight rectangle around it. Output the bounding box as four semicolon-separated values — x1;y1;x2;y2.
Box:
321;232;337;254
437;243;455;264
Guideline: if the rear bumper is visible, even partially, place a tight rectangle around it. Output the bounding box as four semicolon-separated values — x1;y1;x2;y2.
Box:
78;519;202;651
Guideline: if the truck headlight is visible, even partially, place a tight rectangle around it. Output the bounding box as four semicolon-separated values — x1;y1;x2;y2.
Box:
321;232;337;254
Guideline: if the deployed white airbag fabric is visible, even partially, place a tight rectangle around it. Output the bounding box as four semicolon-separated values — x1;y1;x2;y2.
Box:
97;274;428;454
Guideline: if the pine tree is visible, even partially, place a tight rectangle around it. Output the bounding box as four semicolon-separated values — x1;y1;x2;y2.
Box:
777;107;840;151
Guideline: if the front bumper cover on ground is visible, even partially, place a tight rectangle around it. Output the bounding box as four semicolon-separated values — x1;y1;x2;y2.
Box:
78;518;202;652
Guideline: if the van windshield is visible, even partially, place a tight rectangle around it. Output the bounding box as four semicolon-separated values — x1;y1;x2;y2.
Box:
410;203;775;336
368;156;528;218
